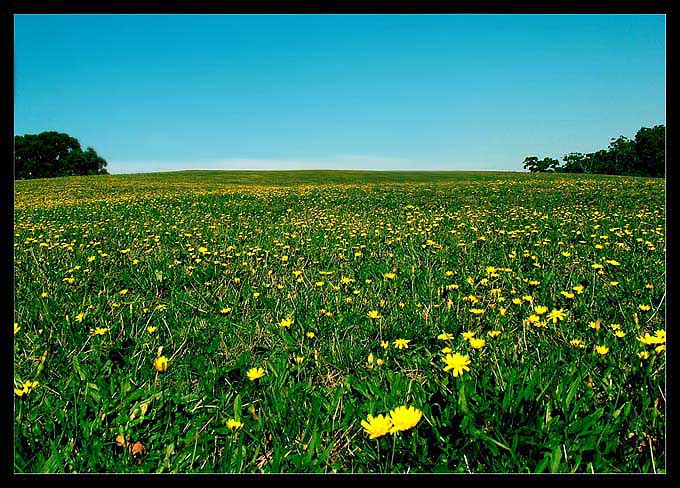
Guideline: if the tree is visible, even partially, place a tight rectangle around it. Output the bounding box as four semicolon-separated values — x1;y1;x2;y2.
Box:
14;131;108;179
523;156;560;173
562;152;586;173
634;125;665;178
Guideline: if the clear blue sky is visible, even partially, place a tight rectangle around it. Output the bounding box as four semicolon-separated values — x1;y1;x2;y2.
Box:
14;14;665;174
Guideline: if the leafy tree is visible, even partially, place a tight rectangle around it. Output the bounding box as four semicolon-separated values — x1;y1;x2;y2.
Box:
526;124;664;177
634;125;665;177
14;131;108;179
562;152;586;173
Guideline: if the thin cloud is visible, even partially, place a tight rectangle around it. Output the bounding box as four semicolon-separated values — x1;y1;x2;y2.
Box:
108;156;512;174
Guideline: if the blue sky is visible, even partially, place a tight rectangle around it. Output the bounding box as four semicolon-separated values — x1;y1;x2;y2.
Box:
14;14;665;174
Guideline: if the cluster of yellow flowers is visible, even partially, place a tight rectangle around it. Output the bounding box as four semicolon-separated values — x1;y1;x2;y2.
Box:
361;406;423;439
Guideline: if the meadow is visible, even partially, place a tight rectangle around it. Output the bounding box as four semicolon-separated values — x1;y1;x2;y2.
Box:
13;170;666;473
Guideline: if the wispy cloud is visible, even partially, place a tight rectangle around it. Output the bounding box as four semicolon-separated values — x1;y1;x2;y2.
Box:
108;155;420;174
108;155;512;174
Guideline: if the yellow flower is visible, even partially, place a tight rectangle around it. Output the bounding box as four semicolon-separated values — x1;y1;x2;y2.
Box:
367;310;382;320
572;284;585;294
393;338;410;349
361;414;393;439
605;259;620;266
247;367;265;381
91;327;109;336
594;345;609;356
380;340;389;349
154;356;169;372
441;347;452;354
120;289;129;295
469;308;485;315
306;331;315;338
560;291;575;299
610;281;619;286
279;318;293;329
638;304;651;311
388;406;422;434
437;332;454;340
147;326;157;333
220;307;232;315
75;313;85;323
512;298;522;305
614;330;626;338
40;292;48;298
226;418;243;430
376;358;385;366
469;337;486;349
534;306;548;315
526;314;540;324
14;323;20;335
655;345;666;354
654;330;665;342
462;331;475;340
638;351;650;360
522;295;533;303
487;330;501;338
14;379;39;398
547;309;566;323
442;353;471;377
383;272;396;280
638;332;663;345
294;356;304;365
570;339;586;349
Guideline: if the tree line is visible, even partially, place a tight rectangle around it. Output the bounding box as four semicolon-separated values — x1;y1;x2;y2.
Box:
523;124;665;177
15;131;108;179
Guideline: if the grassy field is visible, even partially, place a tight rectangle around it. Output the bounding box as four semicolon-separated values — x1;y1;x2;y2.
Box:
13;170;665;473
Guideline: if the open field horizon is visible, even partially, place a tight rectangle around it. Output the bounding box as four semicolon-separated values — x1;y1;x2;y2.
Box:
14;171;665;473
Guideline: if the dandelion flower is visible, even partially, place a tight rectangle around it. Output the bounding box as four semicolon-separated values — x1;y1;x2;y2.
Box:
154;356;169;372
534;306;548;315
388;406;422;434
226;419;243;430
442;353;471;377
361;414;393;439
393;339;410;349
547;309;566;324
367;310;382;320
594;345;609;356
247;367;265;381
279;318;293;329
437;332;454;340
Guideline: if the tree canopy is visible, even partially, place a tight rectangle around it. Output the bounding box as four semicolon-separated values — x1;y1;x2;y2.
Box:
14;131;108;179
523;124;665;177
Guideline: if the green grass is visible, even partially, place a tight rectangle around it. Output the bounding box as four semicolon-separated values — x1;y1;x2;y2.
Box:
13;170;665;473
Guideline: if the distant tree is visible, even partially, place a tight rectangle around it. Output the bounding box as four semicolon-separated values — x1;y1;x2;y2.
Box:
523;156;541;172
562;152;586;173
634;125;665;178
524;124;664;177
607;136;638;175
523;156;560;173
14;131;108;179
